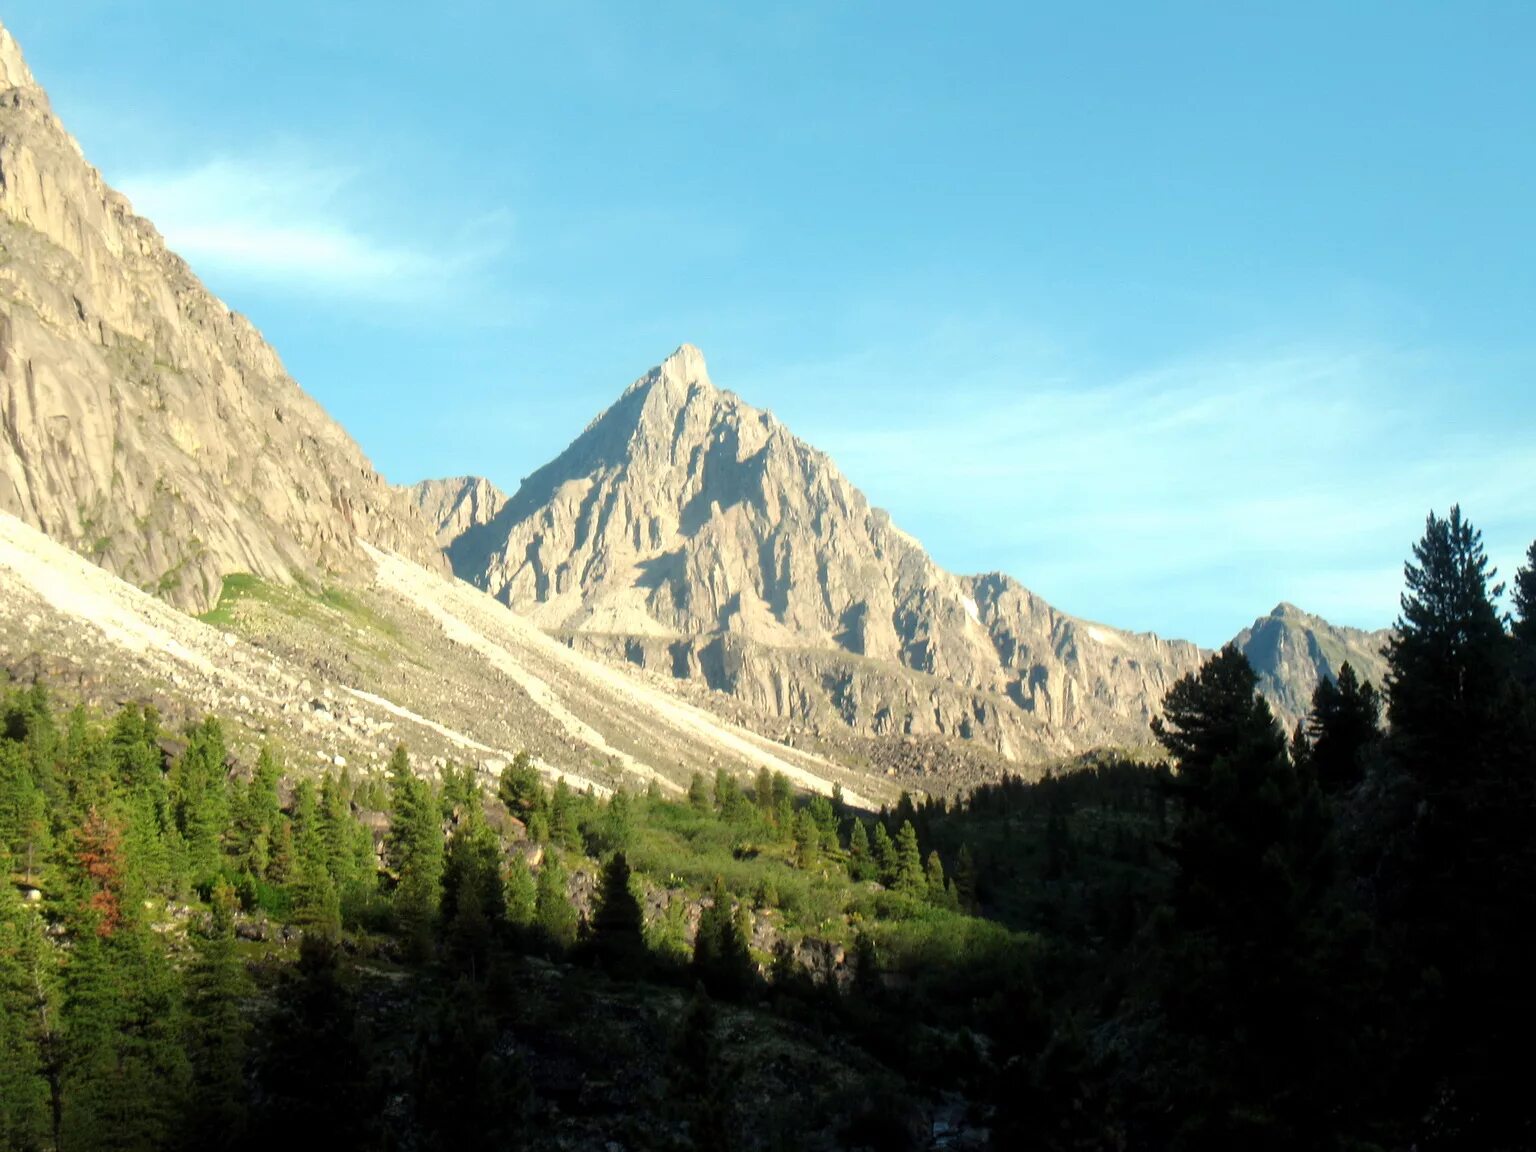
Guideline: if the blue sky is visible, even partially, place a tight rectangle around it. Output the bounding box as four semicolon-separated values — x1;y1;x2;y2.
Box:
10;2;1534;646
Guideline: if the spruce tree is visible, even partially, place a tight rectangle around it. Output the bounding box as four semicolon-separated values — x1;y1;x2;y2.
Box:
290;780;341;937
0;742;49;883
534;854;577;951
59;895;190;1151
953;843;979;912
1153;645;1338;1146
440;790;505;974
693;878;754;999
893;820;924;894
792;807;819;869
232;747;282;880
184;880;249;1149
604;788;634;854
169;717;231;882
1512;539;1536;644
924;849;947;900
0;859;52;1152
385;745;443;955
848;818;871;881
872;823;897;887
1386;506;1508;766
1381;509;1534;1145
1306;662;1382;793
548;779;581;850
255;934;373;1148
504;854;537;931
589;851;647;974
496;750;543;818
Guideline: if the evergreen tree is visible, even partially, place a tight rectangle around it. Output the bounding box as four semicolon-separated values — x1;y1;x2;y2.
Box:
0;860;52;1152
848;818;871;881
687;771;711;811
184;879;249;1149
495;750;543;819
1153;645;1340;1146
924;849;947;900
851;931;882;1001
59;897;190;1151
440;790;505;975
169;717;231;882
232;747;281;880
0;742;50;883
808;794;839;850
385;745;444;955
792;806;819;869
504;853;537;931
872;823;897;887
893;820;924;894
1380;508;1535;1146
953;843;979;912
534;854;577;951
1306;662;1383;793
254;934;373;1149
589;851;647;974
669;987;737;1150
290;780;341;937
1386;506;1508;765
693;877;754;999
1514;539;1536;643
548;779;581;850
319;770;359;890
753;766;775;814
603;788;634;854
713;768;744;819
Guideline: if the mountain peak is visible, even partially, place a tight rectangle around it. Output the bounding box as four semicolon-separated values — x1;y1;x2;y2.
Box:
0;23;38;92
624;343;714;401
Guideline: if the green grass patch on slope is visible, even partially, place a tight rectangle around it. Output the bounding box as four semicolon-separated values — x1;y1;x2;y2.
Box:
198;572;400;643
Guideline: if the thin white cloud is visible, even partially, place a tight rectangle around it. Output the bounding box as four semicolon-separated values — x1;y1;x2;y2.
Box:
117;154;506;305
762;337;1535;644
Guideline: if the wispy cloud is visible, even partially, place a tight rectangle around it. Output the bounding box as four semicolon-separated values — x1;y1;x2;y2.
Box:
117;153;509;306
756;335;1535;645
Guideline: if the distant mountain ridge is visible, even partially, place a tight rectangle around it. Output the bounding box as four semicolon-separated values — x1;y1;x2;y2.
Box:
0;20;445;613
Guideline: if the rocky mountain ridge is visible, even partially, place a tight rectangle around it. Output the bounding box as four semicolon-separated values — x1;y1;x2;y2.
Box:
422;348;1394;762
1235;601;1391;733
0;20;446;614
421;346;1209;758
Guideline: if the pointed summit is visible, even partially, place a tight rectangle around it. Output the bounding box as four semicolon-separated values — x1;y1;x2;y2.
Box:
623;342;714;402
0;22;37;93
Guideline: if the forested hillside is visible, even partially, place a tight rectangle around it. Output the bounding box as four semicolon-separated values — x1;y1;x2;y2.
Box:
1;506;1532;1151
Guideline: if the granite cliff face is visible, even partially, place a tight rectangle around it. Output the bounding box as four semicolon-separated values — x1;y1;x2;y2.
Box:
0;22;445;613
428;346;1205;758
410;475;507;549
1234;602;1391;733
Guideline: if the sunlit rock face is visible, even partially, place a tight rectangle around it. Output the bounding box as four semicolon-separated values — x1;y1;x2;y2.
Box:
0;19;445;613
435;344;1207;760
